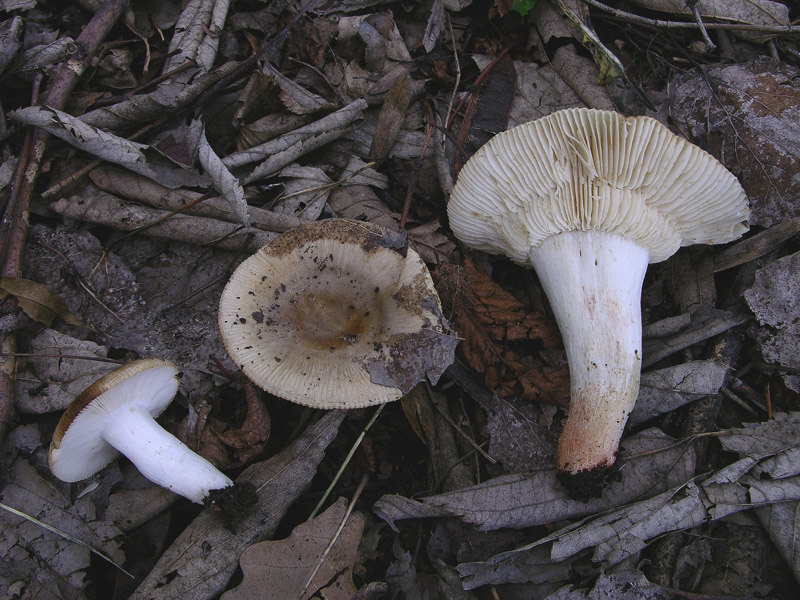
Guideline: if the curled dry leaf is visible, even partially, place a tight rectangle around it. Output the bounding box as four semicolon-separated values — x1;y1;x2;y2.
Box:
0;276;83;328
436;260;569;405
186;118;249;226
221;497;365;600
10;106;208;189
165;0;230;72
179;379;271;469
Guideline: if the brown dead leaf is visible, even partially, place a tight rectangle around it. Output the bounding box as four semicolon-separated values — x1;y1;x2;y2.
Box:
221;497;365;600
437;260;569;405
179;379;271;469
0;276;83;327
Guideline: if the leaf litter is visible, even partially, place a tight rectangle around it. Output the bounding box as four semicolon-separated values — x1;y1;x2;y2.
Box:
0;0;799;599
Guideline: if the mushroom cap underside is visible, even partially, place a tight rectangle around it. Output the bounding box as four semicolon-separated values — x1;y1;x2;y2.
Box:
218;218;457;409
49;359;180;481
448;107;750;264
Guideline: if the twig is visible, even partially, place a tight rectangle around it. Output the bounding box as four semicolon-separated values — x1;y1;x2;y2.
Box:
430;385;497;464
0;352;124;364
307;403;385;519
688;1;716;51
299;474;368;599
583;0;800;34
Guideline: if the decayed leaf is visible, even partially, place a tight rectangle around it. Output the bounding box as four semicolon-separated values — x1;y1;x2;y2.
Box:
670;58;800;227
542;570;673;600
79;62;240;131
744;251;800;377
10;105;208;189
130;411;345;600
0;457;125;600
14;328;117;414
263;62;335;115
222;99;368;183
466;414;800;581
437;260;569;405
165;0;230;72
179;379;270;469
222;497;365;600
374;428;695;531
0;276;83;327
755;501;800;584
186;118;249;225
628;360;729;427
275;165;333;222
0;15;23;76
369;72;411;161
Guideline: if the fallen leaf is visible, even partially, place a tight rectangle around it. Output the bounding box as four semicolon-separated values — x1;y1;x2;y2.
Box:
222;497;365;600
0;457;125;600
129;410;345;600
670;58;800;227
374;427;695;531
437;260;569;405
743;251;800;380
0;276;83;327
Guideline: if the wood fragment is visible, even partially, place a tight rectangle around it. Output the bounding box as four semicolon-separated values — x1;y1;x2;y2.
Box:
49;192;276;252
714;217;800;272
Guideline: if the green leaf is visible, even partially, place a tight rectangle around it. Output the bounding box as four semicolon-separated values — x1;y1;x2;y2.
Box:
512;0;539;16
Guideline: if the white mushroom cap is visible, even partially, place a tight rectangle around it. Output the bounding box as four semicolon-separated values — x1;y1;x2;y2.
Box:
218;218;457;408
448;108;749;265
49;359;232;503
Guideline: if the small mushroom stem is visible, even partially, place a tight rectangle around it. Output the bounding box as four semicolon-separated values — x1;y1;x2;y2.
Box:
102;404;232;503
529;230;649;478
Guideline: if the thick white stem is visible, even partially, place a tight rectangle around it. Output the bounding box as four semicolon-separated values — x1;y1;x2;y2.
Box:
102;404;232;503
530;230;649;474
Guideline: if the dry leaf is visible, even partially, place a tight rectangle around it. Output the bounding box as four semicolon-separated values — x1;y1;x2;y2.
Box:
1;457;125;600
130;411;345;600
14;329;117;414
186;118;249;226
0;276;83;327
222;498;365;600
10;105;208;189
744;251;800;380
164;0;229;72
670;58;800;227
438;260;569;405
374;427;695;531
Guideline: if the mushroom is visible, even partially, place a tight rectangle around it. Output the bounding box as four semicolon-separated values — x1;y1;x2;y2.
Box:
447;108;749;492
218;218;457;408
49;358;233;504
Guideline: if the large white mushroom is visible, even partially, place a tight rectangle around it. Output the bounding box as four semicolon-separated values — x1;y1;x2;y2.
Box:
447;108;749;494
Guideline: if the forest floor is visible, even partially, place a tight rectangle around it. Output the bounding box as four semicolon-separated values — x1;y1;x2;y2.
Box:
1;1;800;599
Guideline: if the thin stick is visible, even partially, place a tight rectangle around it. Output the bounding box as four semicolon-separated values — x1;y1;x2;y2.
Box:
430;387;497;464
299;474;368;599
0;352;124;364
688;1;716;51
583;0;800;34
307;403;384;519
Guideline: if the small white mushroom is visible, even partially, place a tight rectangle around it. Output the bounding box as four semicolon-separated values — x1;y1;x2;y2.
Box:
448;108;749;493
218;218;457;408
49;359;232;504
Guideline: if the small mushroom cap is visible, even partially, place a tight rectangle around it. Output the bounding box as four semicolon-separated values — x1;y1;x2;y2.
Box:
218;218;457;408
49;359;179;482
448;108;750;264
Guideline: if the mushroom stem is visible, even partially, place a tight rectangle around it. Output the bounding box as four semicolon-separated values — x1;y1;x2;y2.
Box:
529;230;648;476
102;404;233;503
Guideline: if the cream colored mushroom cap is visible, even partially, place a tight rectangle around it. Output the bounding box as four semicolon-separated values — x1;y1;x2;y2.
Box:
448;108;750;264
218;218;457;409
